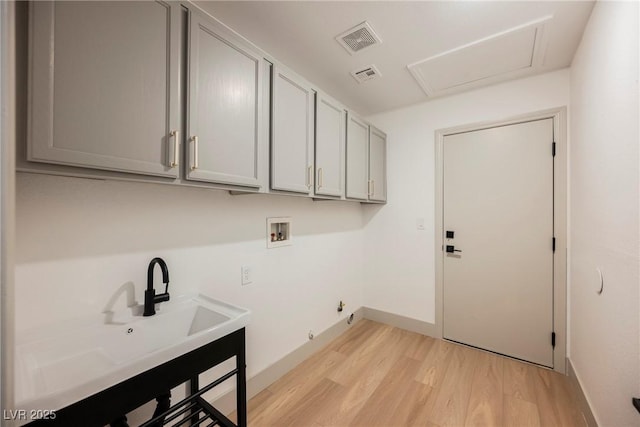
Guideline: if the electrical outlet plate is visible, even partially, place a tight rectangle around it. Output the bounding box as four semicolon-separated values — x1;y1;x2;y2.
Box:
241;265;252;285
267;217;292;248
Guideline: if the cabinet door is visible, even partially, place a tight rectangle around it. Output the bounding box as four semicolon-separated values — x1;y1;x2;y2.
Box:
346;113;370;200
187;11;263;188
315;92;345;197
369;126;387;202
271;65;314;194
29;1;181;177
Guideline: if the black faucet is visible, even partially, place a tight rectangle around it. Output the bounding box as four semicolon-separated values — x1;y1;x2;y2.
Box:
143;257;170;317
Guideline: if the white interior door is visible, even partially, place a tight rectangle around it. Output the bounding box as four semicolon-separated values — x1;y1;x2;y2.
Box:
443;118;554;367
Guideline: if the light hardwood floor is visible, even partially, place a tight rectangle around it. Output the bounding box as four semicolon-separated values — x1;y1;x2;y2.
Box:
237;320;586;427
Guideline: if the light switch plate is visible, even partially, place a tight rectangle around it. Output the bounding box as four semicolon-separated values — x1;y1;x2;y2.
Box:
416;218;425;230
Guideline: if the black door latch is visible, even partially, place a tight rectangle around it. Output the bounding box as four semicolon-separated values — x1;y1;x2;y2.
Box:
446;245;462;253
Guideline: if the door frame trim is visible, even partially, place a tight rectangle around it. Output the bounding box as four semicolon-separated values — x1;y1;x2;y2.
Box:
434;107;567;373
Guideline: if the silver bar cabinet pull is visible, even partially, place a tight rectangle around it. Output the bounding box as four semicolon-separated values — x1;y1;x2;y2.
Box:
169;130;179;168
191;136;199;170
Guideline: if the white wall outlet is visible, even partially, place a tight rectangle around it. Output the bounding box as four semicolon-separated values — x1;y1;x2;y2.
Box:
416;217;425;230
241;265;252;286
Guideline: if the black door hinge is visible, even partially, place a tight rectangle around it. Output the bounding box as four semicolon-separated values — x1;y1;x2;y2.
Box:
552;237;556;252
551;332;556;348
552;142;556;157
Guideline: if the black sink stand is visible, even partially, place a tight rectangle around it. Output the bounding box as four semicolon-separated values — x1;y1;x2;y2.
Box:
26;328;247;427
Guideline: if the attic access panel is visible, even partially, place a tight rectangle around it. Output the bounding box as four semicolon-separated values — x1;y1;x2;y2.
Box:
408;17;551;97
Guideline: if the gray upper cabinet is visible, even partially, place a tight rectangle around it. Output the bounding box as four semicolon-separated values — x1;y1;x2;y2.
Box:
186;10;263;188
315;92;345;198
368;126;387;202
346;113;370;200
28;1;181;178
271;65;314;194
26;3;385;201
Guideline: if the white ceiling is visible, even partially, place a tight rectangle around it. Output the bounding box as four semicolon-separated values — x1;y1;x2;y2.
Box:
196;1;595;115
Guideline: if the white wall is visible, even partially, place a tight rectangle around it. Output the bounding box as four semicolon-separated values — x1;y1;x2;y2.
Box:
364;69;570;323
14;174;365;403
569;1;639;426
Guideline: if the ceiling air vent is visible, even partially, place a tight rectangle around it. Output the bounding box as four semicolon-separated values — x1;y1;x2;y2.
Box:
336;21;382;55
351;64;381;84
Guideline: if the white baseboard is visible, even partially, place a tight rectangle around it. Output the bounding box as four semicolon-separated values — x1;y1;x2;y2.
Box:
567;358;598;427
362;307;437;337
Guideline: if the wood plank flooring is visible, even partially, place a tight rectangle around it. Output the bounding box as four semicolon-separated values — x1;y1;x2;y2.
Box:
237;320;586;427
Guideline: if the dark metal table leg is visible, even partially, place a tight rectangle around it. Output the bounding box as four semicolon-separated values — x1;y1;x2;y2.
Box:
149;392;171;427
189;376;200;425
236;329;247;427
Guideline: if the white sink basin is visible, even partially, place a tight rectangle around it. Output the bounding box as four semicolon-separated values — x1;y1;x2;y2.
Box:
14;294;250;416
